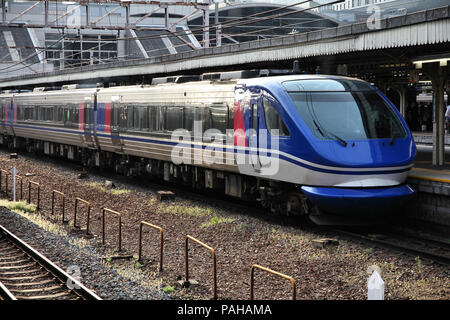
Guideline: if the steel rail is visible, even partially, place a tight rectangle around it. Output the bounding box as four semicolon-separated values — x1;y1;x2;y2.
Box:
0;224;101;300
325;226;450;266
0;280;17;300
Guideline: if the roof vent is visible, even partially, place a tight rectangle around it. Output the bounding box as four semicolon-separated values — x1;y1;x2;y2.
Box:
33;86;61;92
151;75;201;85
201;69;292;81
201;70;261;81
61;84;97;90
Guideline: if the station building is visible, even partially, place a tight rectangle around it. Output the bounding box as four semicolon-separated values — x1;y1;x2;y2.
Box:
0;0;448;135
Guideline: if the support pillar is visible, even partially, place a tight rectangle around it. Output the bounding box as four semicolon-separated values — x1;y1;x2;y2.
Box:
203;8;210;48
422;62;448;166
392;86;407;117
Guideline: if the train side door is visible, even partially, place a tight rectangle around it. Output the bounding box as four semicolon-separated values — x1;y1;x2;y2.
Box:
82;101;96;149
110;97;124;153
249;96;261;171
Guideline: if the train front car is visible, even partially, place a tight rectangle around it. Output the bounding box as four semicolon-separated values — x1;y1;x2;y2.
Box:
238;75;416;223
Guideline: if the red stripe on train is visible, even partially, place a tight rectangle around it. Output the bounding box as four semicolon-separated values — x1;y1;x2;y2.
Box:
233;101;247;147
104;103;111;133
79;103;84;130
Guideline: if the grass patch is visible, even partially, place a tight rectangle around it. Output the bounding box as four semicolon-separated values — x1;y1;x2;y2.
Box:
161;201;216;217
200;215;234;228
0;199;67;237
0;200;36;214
87;182;131;195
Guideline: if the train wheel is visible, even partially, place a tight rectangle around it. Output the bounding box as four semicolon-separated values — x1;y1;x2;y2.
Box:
286;192;304;216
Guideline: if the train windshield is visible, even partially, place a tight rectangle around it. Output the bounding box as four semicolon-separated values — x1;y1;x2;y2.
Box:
283;79;407;141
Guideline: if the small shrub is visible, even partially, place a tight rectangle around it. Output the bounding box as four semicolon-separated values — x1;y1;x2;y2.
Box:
163;286;174;293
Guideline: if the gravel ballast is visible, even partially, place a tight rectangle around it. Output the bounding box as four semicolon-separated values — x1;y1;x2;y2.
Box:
0;149;449;300
0;206;169;300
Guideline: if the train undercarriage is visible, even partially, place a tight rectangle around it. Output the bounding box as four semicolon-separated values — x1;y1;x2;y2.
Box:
1;134;310;218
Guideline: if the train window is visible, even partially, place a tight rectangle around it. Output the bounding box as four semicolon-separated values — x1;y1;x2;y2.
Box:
119;105;128;129
183;106;195;132
72;106;79;127
290;91;406;140
131;105;148;131
85;103;91;126
35;106;41;121
64;107;70;125
148;106;157;131
141;106;149;131
227;104;234;130
57;107;64;123
252;103;257;130
166;107;183;132
148;106;165;132
208;103;228;134
16;104;22;121
47;107;54;121
133;105;140;130
111;103;119;127
27;107;34;121
263;98;290;136
127;105;134;129
202;107;212;132
283;79;372;92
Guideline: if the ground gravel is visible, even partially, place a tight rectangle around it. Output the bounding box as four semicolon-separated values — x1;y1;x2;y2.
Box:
0;206;169;300
0;149;449;300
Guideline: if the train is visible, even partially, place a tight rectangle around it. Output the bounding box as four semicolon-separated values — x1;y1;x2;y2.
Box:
0;70;416;224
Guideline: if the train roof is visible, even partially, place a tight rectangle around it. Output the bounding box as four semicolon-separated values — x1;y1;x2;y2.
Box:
238;74;368;86
0;72;372;99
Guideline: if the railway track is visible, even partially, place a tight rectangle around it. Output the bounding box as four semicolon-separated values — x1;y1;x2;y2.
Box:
326;226;450;266
0;224;101;300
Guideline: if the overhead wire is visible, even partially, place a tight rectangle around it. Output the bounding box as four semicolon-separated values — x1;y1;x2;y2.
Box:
0;0;405;76
0;0;320;73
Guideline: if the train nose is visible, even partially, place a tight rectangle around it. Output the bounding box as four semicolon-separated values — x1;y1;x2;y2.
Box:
301;184;416;218
317;138;415;169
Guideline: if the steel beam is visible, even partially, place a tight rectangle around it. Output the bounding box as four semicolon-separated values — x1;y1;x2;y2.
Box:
9;1;42;24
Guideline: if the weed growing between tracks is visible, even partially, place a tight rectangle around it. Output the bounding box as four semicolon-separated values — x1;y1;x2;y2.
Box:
0;199;67;237
87;182;131;196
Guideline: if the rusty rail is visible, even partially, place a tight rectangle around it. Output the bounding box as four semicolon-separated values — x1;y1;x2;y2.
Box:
102;208;122;251
15;174;23;200
51;190;66;222
0;169;8;196
137;221;163;271
250;264;296;300
27;181;40;210
74;198;91;234
185;235;217;300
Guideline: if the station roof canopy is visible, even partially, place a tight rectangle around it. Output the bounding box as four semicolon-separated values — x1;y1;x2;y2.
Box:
0;4;448;89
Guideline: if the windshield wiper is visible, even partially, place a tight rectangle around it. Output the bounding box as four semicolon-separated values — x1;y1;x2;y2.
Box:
313;119;347;147
389;137;395;146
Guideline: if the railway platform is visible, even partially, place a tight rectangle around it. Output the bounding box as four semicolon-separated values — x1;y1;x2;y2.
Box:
406;163;450;230
403;129;450;229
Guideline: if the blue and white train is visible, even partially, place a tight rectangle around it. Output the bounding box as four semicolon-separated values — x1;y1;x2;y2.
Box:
0;71;416;223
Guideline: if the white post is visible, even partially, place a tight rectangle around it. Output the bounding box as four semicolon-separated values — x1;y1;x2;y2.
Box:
11;167;17;202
